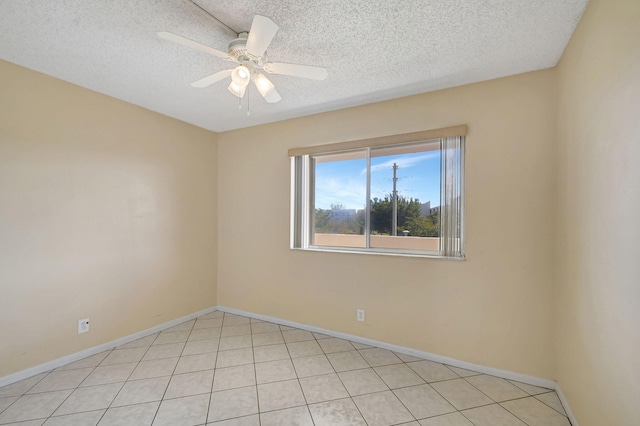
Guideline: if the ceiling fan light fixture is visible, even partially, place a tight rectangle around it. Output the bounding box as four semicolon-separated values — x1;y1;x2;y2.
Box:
228;81;246;98
231;65;251;88
264;89;282;104
253;73;275;97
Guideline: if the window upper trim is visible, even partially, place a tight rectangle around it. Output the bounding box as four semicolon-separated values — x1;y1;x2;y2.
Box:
287;125;467;157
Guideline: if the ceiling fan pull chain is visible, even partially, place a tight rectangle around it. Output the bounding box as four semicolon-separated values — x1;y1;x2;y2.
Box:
247;87;251;116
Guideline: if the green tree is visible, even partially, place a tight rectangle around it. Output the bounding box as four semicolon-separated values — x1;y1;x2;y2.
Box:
314;209;332;232
370;194;423;235
314;204;364;235
315;196;439;237
405;210;440;237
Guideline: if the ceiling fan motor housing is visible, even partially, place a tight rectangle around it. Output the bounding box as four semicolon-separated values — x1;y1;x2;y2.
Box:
228;33;250;61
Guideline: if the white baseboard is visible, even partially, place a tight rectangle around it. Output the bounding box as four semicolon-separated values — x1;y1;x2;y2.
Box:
217;306;555;387
0;306;219;388
0;304;578;425
218;305;578;425
555;385;579;426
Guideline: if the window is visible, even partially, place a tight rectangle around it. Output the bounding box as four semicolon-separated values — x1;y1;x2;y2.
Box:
290;126;466;258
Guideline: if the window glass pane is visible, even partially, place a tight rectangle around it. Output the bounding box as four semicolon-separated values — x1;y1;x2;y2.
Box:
370;141;441;251
312;150;366;248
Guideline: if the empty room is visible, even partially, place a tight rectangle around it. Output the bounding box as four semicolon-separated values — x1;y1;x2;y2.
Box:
0;0;638;425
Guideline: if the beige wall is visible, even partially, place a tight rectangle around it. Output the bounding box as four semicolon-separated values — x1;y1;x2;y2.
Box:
555;0;640;424
4;0;639;421
218;69;557;379
0;61;218;376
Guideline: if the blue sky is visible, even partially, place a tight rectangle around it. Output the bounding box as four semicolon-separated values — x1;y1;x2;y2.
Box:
315;151;441;210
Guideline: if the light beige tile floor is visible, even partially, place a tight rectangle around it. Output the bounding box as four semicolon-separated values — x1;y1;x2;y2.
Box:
0;311;571;425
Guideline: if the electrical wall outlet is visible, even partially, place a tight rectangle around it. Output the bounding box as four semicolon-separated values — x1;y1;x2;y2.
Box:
357;309;365;322
78;318;90;334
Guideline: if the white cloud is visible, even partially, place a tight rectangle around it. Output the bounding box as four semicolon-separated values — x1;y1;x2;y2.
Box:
315;177;366;209
363;152;439;174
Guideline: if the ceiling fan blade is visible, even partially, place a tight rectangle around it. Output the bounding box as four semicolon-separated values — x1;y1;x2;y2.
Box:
191;69;233;88
264;87;282;103
264;62;328;80
246;15;279;57
158;31;231;60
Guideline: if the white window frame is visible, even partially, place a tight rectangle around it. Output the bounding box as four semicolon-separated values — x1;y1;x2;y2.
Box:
290;125;466;259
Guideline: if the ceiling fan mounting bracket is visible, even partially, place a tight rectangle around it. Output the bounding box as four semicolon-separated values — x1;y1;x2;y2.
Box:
228;34;266;66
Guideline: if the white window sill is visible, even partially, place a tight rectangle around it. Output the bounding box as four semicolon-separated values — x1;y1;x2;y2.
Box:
291;246;466;260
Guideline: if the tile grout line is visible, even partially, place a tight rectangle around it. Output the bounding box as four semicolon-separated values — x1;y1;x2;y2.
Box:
39;359;115;424
367;356;420;424
421;370;469;421
148;318;195;425
532;391;570;417
324;342;373;426
96;329;163;425
249;313;262;426
43;349;113;424
496;394;570;426
0;368;53;420
206;311;225;426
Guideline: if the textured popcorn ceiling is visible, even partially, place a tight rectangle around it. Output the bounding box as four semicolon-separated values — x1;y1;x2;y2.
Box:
0;0;588;132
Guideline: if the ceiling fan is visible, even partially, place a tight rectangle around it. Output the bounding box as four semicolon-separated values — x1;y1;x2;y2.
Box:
158;15;328;105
